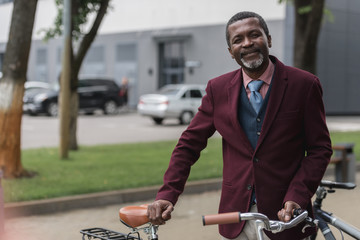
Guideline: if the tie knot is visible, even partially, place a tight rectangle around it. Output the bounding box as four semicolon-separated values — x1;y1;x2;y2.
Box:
248;80;263;92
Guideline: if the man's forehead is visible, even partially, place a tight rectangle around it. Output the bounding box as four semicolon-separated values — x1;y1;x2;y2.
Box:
230;17;261;28
228;17;265;35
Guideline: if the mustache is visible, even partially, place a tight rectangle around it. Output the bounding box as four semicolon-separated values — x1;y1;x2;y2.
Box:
240;49;260;58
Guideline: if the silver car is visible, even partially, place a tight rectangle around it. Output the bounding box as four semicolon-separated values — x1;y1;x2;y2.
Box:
137;84;206;125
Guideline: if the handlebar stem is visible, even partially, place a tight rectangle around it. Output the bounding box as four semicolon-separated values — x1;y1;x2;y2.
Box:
314;186;327;209
241;213;271;230
255;220;267;240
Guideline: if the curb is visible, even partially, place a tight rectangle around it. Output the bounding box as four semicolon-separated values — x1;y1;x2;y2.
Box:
4;178;222;219
5;164;360;219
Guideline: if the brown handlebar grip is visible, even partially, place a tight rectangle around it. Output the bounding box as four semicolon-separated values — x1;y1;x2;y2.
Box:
202;212;241;225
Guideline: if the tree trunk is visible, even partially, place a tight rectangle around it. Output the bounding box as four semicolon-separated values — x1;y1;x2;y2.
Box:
293;0;325;74
69;90;79;150
67;0;110;150
0;80;26;178
0;0;38;178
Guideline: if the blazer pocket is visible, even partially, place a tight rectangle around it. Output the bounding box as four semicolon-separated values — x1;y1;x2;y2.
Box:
222;181;235;193
275;110;300;121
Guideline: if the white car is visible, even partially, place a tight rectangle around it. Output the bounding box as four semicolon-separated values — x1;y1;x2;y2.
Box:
137;84;206;125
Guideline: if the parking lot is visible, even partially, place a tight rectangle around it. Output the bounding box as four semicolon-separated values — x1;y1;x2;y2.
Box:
21;111;191;149
21;112;360;149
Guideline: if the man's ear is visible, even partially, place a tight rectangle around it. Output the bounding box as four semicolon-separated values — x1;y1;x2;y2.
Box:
228;47;235;59
267;35;272;48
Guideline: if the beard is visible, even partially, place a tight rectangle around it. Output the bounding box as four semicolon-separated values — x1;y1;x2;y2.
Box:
240;52;264;70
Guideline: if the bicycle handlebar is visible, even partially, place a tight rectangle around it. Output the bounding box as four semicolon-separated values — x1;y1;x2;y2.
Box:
203;210;309;234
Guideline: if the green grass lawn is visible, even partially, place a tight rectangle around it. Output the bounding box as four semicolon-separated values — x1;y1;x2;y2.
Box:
2;131;359;203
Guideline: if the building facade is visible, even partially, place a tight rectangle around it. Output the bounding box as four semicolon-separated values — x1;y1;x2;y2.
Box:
284;0;360;115
0;0;359;113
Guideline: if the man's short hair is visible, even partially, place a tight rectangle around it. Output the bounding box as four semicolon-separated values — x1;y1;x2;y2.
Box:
226;11;270;47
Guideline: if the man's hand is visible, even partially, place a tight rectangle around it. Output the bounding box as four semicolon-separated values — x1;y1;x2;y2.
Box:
277;201;301;222
147;200;174;225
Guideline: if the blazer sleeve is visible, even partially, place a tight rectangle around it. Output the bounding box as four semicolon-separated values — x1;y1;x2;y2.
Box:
155;82;217;205
283;76;333;208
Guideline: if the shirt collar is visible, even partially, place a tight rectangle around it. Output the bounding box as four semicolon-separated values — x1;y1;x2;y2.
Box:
242;60;275;88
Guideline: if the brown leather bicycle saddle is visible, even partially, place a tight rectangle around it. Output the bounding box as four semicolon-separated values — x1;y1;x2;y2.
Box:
119;205;149;228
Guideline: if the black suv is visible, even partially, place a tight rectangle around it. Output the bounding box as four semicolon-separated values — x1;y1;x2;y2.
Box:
23;78;123;116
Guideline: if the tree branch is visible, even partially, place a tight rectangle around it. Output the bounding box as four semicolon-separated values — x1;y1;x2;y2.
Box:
73;0;110;75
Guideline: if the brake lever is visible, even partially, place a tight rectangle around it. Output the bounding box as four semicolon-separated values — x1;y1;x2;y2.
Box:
302;217;319;233
293;209;318;233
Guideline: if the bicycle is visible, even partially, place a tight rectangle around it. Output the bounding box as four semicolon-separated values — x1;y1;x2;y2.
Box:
311;180;360;240
80;204;311;240
80;180;360;240
202;208;314;240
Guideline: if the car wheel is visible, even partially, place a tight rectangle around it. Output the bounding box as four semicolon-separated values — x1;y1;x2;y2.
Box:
47;102;58;117
152;117;164;125
103;100;118;115
29;111;38;116
179;111;193;125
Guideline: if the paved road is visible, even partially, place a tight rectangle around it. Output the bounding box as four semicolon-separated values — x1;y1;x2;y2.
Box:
21;111;190;149
22;112;360;149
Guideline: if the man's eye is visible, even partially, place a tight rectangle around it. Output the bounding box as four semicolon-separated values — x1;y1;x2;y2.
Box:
233;38;242;44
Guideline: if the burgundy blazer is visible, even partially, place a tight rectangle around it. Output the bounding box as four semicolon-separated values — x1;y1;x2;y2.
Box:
156;56;332;239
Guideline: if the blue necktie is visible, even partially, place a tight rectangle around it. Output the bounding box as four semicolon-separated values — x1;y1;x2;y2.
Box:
248;80;264;114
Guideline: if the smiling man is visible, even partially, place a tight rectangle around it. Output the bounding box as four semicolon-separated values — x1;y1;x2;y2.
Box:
147;11;332;240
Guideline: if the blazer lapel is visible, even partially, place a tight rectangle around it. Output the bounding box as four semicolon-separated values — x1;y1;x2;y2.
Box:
256;59;288;151
227;69;254;152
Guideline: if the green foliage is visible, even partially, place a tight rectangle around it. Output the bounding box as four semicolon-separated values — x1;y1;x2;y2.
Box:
3;138;223;203
330;131;360;160
40;0;110;41
3;131;359;203
323;8;335;23
278;0;333;22
298;5;312;14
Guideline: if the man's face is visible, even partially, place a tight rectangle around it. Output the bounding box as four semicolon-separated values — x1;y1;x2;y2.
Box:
227;17;272;73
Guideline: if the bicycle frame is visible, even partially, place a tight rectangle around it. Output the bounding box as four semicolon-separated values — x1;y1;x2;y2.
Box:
313;180;360;240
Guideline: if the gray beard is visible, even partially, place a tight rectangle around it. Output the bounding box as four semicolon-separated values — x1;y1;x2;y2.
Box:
241;53;264;70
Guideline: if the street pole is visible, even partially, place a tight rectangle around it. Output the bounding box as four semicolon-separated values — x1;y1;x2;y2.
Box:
59;0;71;159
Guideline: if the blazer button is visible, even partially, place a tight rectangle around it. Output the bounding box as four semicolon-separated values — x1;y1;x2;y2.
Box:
254;157;259;163
247;184;252;190
256;117;261;122
256;131;261;136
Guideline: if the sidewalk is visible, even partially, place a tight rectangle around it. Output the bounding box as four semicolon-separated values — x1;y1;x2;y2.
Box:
3;169;360;240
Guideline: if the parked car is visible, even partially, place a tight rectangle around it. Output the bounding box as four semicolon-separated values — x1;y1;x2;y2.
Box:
23;78;122;116
24;81;52;91
137;84;206;125
23;81;58;116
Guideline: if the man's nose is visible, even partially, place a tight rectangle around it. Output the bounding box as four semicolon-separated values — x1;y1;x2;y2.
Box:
242;37;253;47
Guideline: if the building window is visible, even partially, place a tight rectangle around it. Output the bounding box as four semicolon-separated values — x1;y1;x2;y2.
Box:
158;41;185;88
80;45;105;76
35;48;47;82
114;43;138;106
0;0;13;4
